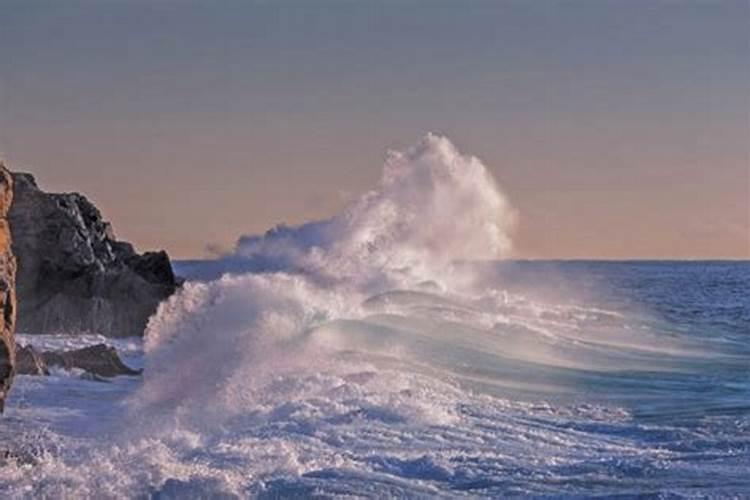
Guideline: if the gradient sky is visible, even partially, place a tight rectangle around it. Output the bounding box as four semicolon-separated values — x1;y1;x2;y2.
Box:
2;1;748;259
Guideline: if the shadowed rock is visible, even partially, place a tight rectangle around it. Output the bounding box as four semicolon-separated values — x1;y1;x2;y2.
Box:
41;344;141;378
9;172;179;337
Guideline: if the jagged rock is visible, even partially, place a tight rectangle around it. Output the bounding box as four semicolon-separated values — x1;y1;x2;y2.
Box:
41;344;141;378
0;165;16;412
9;172;179;337
15;344;48;376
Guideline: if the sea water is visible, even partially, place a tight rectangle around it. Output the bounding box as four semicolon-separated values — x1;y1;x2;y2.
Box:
0;136;747;498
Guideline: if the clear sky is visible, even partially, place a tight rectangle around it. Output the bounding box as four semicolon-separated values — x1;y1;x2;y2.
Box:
2;1;748;259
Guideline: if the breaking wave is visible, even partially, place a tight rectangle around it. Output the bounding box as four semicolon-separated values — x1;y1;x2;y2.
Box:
137;134;520;426
1;136;747;498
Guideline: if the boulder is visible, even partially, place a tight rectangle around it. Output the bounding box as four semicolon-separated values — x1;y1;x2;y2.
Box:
41;344;141;378
0;165;16;411
15;342;140;378
9;172;180;337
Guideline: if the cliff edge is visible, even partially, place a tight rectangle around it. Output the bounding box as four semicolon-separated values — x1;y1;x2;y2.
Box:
9;172;178;337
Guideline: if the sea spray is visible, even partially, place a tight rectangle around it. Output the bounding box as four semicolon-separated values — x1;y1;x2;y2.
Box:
222;133;516;289
135;134;702;434
134;135;516;428
1;138;745;498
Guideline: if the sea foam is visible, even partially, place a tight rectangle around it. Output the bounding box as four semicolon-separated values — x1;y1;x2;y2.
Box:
1;136;740;499
135;134;516;427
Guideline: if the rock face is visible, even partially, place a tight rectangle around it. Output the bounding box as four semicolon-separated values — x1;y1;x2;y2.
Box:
0;166;16;411
9;172;179;337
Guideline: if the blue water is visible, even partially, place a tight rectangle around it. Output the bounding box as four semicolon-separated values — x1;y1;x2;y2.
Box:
2;261;749;499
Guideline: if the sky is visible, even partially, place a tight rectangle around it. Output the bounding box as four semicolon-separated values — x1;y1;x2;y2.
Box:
1;0;748;260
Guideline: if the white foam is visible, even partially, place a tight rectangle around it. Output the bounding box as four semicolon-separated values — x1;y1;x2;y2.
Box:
1;136;735;498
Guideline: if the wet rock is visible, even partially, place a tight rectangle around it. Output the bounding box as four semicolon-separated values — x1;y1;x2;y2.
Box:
41;344;141;378
9;171;179;337
14;343;140;379
0;164;16;412
15;344;48;376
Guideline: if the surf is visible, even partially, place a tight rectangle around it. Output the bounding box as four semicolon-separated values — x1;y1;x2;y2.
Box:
0;136;745;498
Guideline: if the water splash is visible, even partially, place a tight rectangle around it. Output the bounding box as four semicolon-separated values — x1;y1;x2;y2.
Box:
2;137;744;498
228;134;516;289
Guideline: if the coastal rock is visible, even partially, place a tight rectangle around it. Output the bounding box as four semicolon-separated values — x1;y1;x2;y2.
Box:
15;343;140;378
9;172;179;337
15;344;48;376
0;165;16;411
41;344;141;378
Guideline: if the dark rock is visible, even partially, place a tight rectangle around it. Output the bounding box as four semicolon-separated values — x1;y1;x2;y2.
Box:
15;344;48;376
41;344;141;378
9;171;179;337
0;164;16;412
15;342;139;379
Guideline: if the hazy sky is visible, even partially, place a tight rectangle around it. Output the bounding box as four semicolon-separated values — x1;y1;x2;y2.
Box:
2;1;748;259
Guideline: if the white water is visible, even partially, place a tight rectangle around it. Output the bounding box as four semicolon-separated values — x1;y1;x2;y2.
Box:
1;136;743;498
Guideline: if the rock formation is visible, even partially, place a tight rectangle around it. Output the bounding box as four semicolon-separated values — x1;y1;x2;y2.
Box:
0;165;16;411
46;344;141;378
16;343;139;378
9;172;179;337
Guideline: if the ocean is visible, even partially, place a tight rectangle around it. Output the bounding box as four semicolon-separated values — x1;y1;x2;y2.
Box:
0;137;748;498
0;260;747;499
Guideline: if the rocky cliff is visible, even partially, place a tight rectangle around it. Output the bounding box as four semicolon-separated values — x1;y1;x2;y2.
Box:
9;172;179;337
0;165;17;411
